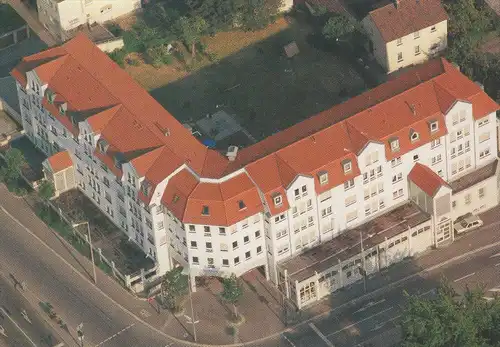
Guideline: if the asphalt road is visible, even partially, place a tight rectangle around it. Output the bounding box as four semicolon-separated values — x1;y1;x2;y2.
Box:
284;240;500;347
0;272;60;347
0;197;500;347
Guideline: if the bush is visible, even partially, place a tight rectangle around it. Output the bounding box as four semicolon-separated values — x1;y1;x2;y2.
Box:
122;30;144;53
107;23;123;37
207;52;219;63
196;41;208;53
107;49;127;67
147;44;174;67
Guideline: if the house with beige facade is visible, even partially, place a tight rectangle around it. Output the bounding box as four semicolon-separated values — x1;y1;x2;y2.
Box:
11;34;500;309
36;0;140;41
362;0;448;73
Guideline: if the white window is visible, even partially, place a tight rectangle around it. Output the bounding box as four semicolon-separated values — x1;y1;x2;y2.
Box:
321;206;332;217
344;179;355;191
397;52;403;62
459;110;466;122
431;25;436;32
392;173;403;183
276;229;288;239
275;214;286;223
414;31;420;39
465;194;471;205
391;157;402;167
431;139;441;149
451;163;457;175
479;188;485;199
319;172;328;185
479;148;491;159
450;147;456;158
346;211;357;223
393;189;404;199
479;132;490;143
413;154;419;162
345;195;356;207
465;156;471;168
343;160;352;174
478;118;489;127
273;195;282;206
410;130;419;142
396;38;402;46
430;121;439;132
452;114;459;125
390;138;400;151
464;126;470;136
414;45;420;55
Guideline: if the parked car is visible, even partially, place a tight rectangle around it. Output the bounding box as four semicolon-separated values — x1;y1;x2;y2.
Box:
454;214;483;235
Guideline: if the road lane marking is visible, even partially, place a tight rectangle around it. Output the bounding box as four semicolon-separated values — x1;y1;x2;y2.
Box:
282;334;298;347
495;263;500;267
309;323;335;347
94;323;135;347
370;314;402;332
354;299;386;313
453;272;476;282
326;307;394;337
417;288;436;297
490;253;500;258
0;307;37;347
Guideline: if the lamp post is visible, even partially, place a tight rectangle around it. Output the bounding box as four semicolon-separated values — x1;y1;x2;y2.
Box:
181;268;197;342
72;221;97;285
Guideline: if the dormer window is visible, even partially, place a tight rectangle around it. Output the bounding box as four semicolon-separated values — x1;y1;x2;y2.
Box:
342;160;352;174
202;205;210;215
429;120;439;133
272;193;282;206
238;200;246;210
59;102;67;115
410;130;419;142
47;89;56;104
389;138;400;152
113;153;124;170
318;171;328;185
97;139;109;153
141;181;151;196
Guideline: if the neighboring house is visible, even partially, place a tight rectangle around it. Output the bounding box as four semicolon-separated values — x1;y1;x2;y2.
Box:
36;0;140;41
0;4;30;51
362;0;448;73
11;35;500;309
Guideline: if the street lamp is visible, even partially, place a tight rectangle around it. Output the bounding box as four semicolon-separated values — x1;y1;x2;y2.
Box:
181;268;197;342
72;221;97;285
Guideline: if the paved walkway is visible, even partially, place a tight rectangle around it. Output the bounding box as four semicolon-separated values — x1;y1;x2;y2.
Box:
7;0;58;47
1;182;500;346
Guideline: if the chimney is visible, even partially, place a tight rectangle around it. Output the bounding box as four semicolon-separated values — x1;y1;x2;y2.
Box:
226;145;238;162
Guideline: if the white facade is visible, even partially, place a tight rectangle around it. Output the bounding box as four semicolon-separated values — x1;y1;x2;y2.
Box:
37;0;140;40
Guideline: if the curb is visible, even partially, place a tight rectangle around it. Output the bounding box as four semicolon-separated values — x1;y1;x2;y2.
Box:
3;200;500;347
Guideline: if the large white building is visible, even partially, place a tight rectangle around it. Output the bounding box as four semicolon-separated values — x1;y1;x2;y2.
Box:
11;34;500;309
36;0;140;41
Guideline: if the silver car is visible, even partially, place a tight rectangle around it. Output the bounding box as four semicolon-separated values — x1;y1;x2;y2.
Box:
454;215;483;235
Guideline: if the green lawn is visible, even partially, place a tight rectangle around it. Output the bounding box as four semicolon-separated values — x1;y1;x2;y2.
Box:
149;14;365;141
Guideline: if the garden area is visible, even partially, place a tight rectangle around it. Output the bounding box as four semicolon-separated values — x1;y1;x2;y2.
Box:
51;189;155;276
109;4;369;141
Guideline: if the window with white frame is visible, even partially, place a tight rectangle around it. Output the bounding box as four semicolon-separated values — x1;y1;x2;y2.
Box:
321;206;332;217
365;152;379;166
274;214;286;223
413;154;419;162
452;113;459;125
318;171;328;185
459;110;466;122
479;132;490;143
431;154;442;165
344;179;355;191
479;148;491;159
392;173;403;183
414;45;420;55
465;156;471;168
465;194;471;205
393;189;404;199
479;187;485;199
410;130;419;142
390;138;400;152
345;195;356;207
273;194;282;206
391;157;402;167
346;210;357;223
397;52;403;62
478;118;489;127
430;120;439;132
414;31;420;39
276;229;288;240
431;138;441;148
451;163;457;175
343;160;352;174
396;38;402;46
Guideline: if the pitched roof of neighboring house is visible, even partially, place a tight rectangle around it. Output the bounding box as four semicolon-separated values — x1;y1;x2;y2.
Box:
366;0;448;43
46;151;73;173
408;162;449;196
11;36;500;226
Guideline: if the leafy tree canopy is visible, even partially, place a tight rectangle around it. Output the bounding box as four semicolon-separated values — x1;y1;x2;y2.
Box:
400;283;500;347
38;180;55;201
161;267;188;310
0;148;26;183
322;14;356;41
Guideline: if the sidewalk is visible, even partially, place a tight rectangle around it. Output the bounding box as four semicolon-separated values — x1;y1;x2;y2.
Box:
2;181;500;346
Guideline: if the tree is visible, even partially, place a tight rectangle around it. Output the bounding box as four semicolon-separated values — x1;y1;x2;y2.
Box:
160;267;188;312
322;14;356;41
175;15;208;59
444;0;493;38
220;274;243;321
0;148;26;184
38;180;55;201
400;282;500;347
238;0;283;31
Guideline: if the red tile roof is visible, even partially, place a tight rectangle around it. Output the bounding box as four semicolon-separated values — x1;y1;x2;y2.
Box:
12;36;499;226
46;151;73;173
408;162;449;196
366;0;448;43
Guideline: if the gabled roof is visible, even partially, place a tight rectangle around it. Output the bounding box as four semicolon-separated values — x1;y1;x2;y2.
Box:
408;162;449;197
46;151;73;173
366;0;448;43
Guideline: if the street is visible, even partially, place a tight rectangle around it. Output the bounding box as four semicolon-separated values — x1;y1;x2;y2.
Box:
0;186;500;347
283;241;500;347
0;271;60;347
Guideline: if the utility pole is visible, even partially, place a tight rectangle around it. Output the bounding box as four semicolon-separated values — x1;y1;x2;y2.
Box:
73;221;97;284
76;323;84;347
359;231;367;293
